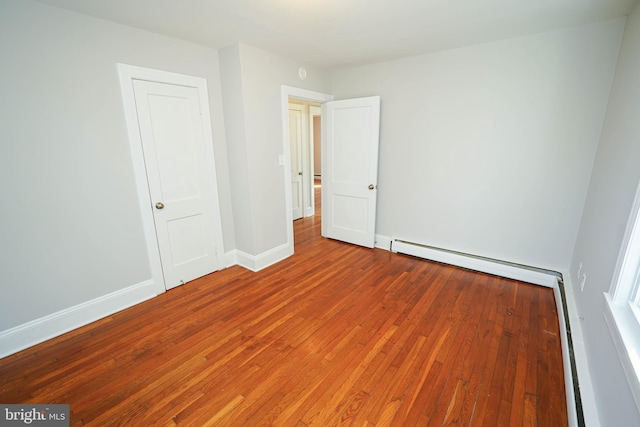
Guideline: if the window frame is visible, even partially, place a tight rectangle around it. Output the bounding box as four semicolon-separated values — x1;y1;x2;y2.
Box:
604;180;640;412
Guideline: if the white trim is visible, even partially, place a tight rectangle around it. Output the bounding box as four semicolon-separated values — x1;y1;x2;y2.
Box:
390;239;557;288
235;243;293;272
281;86;333;256
602;177;640;413
117;63;226;294
559;272;601;427
552;283;581;427
604;293;640;410
0;280;156;359
308;104;322;218
375;234;393;251
117;64;165;295
609;180;640;301
224;250;238;268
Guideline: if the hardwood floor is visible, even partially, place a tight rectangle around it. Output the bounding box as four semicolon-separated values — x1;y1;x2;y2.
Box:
0;182;567;426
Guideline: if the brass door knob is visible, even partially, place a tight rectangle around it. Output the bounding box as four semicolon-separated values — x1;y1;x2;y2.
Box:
155;202;165;210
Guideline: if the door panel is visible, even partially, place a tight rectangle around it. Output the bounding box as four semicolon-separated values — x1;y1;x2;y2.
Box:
289;103;304;220
133;80;221;289
146;94;200;201
165;214;208;265
322;96;380;248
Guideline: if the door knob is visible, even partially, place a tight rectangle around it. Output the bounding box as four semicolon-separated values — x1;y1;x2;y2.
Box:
298;171;303;176
368;184;375;190
155;202;165;210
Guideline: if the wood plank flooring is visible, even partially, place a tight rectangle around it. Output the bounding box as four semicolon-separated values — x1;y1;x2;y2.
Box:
0;182;567;426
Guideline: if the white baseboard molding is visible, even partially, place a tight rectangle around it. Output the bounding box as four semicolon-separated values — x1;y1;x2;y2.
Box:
374;234;393;251
234;243;293;272
553;283;580;427
224;250;238;268
0;279;157;359
559;273;600;427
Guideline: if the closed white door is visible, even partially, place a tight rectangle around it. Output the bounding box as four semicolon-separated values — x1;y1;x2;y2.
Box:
133;79;223;289
289;103;304;220
322;96;380;248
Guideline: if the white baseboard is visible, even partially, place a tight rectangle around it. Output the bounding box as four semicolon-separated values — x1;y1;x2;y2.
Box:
553;283;579;427
0;279;157;359
235;243;293;272
374;234;393;251
224;250;238;268
562;273;601;427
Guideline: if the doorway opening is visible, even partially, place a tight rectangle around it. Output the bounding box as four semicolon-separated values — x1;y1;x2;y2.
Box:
281;86;333;254
288;98;322;220
288;98;322;244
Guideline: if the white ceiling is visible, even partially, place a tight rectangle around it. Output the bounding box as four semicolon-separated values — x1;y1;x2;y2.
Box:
36;0;636;69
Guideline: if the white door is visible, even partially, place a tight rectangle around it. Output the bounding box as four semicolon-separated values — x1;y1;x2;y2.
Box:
289;103;304;220
322;96;380;248
133;79;223;289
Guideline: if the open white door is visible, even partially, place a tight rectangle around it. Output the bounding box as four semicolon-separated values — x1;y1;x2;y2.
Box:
322;96;380;248
132;79;224;290
289;103;304;220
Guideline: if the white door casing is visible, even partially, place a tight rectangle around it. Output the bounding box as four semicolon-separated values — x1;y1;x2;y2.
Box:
322;96;381;248
309;105;322;217
289;103;304;221
118;64;225;293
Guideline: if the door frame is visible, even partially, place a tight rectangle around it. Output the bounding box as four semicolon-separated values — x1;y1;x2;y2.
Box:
288;100;321;219
118;63;225;295
288;101;306;221
308;105;322;217
280;86;333;252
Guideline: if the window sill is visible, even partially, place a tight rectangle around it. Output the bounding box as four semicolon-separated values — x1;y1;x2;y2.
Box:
604;292;640;411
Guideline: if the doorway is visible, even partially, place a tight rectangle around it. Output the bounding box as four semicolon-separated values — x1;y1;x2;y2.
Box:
119;64;226;294
281;87;381;253
288;98;322;221
281;86;333;253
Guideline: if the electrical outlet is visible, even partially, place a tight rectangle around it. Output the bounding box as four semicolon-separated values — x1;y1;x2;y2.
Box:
580;273;586;292
577;262;583;279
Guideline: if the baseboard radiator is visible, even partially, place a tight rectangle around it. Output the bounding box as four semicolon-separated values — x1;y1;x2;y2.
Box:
390;238;586;427
390;239;560;287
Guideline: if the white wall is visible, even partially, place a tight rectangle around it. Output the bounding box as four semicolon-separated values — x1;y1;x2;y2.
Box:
220;44;331;258
219;45;254;254
331;19;625;272
570;2;640;425
0;0;233;330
